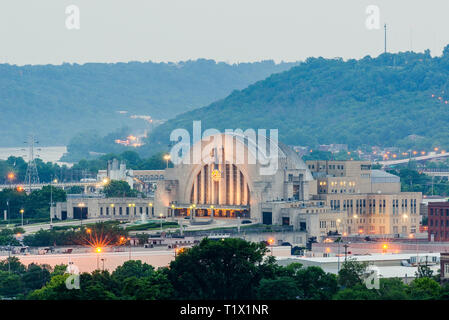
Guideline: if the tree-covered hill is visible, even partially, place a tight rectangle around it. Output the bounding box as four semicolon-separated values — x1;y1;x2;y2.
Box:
146;47;449;154
0;59;297;147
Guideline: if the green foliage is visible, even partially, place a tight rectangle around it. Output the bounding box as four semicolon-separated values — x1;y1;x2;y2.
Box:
148;50;449;154
0;185;66;222
23;221;127;247
407;277;441;300
125;221;178;231
103;180;137;198
338;258;370;288
167;238;272;300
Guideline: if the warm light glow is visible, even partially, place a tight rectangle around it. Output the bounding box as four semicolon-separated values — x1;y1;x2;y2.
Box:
163;154;171;161
78;202;85;207
403;214;408;219
19;209;24;214
148;203;153;207
434;147;439;151
7;172;15;180
86;228;92;234
325;247;331;253
16;233;21;237
409;233;414;239
16;186;24;192
171;204;175;209
343;232;348;237
358;229;363;234
382;244;388;250
110;204;115;208
96;247;102;253
102;178;110;185
267;238;274;245
353;214;358;219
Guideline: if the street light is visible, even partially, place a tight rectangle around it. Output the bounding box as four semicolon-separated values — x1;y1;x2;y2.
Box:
96;247;102;270
19;209;24;227
50;177;58;228
159;213;163;232
163;154;171;169
78;202;85;227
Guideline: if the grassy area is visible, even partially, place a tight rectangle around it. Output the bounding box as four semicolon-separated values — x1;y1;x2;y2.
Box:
126;221;179;231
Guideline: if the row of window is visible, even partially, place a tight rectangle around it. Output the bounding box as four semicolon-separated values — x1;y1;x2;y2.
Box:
99;206;155;216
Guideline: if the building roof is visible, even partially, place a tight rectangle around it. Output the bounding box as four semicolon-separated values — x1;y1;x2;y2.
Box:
370;170;400;183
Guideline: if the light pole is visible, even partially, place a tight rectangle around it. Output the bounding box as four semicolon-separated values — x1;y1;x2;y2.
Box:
96;247;102;270
159;213;163;232
343;243;349;262
20;209;24;227
128;237;132;260
78;202;85;227
163;154;171;169
50;178;57;228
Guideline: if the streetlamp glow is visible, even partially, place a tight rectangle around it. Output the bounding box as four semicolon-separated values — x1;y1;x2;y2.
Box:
163;154;171;168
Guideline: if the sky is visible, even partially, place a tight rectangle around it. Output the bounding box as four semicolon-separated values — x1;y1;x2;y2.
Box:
1;0;449;65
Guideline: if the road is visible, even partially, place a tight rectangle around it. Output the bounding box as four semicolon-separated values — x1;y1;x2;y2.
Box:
380;152;449;166
21;218;106;234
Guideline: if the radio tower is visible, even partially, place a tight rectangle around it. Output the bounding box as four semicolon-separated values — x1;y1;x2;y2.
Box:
24;135;40;191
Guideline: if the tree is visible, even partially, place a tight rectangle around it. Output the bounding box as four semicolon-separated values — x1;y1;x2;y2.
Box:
167;238;275;300
0;271;23;297
103;180;137;198
407;277;441;300
337;258;370;288
257;277;299;300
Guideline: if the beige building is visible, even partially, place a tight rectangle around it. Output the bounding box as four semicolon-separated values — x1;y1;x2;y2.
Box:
306;160;422;236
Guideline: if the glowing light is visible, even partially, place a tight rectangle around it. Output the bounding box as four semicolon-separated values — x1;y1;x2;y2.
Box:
268;238;274;245
325;247;331;253
7;172;15;181
382;244;388;250
102;178;110;185
163;154;171;161
96;247;102;253
211;169;221;182
16;186;24;192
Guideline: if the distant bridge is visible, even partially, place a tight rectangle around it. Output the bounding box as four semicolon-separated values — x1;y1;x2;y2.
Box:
379;152;449;166
0;182;98;192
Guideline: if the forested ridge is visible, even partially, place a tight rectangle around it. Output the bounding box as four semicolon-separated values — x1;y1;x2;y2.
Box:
0;59;296;147
146;47;449;154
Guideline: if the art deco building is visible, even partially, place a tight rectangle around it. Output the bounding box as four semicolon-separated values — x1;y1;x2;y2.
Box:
307;160;422;235
154;132;344;239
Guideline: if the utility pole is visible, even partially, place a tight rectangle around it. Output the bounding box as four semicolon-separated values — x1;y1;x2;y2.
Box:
24;135;40;192
384;24;387;53
343;243;349;263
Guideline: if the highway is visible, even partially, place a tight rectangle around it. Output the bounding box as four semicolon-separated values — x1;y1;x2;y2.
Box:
379;152;449;166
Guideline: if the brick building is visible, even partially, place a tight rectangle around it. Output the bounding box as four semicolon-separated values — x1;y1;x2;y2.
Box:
428;202;449;241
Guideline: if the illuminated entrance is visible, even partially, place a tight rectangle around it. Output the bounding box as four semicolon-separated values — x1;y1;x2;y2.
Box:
170;204;250;219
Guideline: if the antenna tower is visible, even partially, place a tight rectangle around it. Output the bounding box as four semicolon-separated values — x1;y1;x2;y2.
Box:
24;135;40;191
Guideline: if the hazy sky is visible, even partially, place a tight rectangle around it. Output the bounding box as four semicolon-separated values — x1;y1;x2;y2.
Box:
1;0;449;65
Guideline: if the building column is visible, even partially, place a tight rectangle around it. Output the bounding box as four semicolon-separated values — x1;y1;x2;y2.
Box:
229;165;234;205
193;178;198;204
200;167;205;204
236;170;241;205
